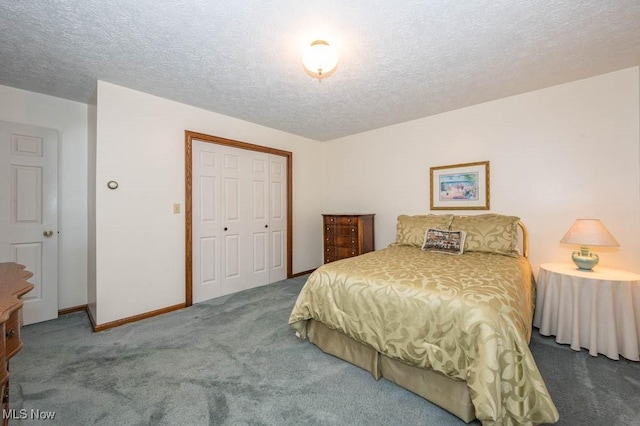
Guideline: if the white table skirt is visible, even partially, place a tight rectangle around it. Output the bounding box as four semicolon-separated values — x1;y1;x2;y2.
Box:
533;263;640;361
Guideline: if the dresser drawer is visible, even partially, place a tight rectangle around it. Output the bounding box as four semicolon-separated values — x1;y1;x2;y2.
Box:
324;249;357;263
5;310;21;359
335;246;359;259
325;235;359;247
324;224;359;236
324;216;360;226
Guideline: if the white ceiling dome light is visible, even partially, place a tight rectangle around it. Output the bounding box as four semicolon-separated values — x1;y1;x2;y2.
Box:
302;40;338;80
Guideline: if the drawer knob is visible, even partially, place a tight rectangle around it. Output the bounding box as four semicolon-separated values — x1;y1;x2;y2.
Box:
6;329;15;339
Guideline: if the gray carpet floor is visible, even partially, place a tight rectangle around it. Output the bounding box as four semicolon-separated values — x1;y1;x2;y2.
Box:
8;275;640;425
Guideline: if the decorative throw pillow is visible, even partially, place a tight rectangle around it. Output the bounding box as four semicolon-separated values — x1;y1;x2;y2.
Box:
396;214;454;247
450;214;520;256
422;228;466;255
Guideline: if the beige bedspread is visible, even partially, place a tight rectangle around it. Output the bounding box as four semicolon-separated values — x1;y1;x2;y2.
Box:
289;245;559;425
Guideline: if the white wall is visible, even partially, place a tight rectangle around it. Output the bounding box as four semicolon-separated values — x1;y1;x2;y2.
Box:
0;85;89;309
4;66;637;325
87;90;97;319
94;81;324;325
323;67;640;274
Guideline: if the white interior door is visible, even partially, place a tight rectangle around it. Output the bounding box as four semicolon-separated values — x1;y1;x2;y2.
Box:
192;141;287;304
247;153;270;288
192;141;221;303
192;141;253;301
220;147;246;296
268;155;287;283
0;120;58;325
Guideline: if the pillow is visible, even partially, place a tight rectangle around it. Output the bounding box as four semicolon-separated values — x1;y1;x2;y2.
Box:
396;214;454;247
422;228;466;255
450;214;520;256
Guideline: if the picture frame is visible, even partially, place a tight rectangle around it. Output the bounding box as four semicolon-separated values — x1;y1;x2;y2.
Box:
430;161;490;210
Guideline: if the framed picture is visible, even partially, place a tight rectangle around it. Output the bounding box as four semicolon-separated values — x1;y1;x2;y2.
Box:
430;161;490;210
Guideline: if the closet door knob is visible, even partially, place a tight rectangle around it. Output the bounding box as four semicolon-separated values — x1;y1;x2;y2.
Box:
264;224;268;228
223;227;228;231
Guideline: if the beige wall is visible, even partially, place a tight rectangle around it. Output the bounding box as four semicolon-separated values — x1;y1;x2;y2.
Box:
323;67;640;274
87;93;97;318
93;81;325;325
3;66;639;325
0;84;89;310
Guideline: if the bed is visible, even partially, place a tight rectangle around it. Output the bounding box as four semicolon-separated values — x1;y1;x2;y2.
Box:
289;213;559;426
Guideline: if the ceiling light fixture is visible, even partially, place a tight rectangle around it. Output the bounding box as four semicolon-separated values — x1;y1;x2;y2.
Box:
302;40;338;80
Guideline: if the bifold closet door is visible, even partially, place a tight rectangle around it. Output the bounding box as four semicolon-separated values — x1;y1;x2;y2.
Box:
192;140;286;303
268;155;287;283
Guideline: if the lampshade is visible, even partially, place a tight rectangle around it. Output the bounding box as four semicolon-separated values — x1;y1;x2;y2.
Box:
560;219;619;247
560;218;619;271
302;40;338;79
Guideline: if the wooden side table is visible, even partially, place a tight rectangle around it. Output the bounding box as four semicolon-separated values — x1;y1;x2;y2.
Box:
533;262;640;361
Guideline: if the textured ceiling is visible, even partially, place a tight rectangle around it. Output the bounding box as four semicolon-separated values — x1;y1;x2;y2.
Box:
1;1;639;141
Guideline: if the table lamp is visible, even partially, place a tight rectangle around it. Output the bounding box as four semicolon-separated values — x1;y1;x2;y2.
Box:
560;218;619;271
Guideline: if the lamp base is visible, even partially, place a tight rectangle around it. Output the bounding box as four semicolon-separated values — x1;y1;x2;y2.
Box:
571;247;599;271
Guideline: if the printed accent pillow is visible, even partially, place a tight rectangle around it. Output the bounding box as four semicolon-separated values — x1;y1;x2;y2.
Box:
396;214;454;247
450;214;520;256
422;228;466;255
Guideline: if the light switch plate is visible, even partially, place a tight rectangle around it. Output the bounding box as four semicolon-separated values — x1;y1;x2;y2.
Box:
173;203;180;214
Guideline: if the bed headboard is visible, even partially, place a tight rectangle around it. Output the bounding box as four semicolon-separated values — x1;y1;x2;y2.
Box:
517;221;529;258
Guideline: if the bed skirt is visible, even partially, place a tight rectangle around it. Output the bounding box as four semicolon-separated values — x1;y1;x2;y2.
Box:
307;319;475;423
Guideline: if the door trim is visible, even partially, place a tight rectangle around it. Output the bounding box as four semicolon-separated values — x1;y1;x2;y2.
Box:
184;130;293;306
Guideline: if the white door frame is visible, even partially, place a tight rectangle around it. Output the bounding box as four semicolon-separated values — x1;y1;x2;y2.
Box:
184;130;292;306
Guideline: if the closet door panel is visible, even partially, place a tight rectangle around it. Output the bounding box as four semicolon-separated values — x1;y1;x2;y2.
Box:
269;155;287;282
192;142;221;303
220;148;245;295
247;155;269;287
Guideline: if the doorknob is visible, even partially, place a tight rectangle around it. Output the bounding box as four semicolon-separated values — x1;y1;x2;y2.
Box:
224;227;228;231
264;224;268;228
43;229;54;238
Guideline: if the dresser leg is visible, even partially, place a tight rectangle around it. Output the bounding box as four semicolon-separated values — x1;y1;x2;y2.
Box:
2;362;9;426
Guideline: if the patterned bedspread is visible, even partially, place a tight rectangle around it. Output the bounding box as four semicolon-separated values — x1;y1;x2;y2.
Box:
289;245;559;425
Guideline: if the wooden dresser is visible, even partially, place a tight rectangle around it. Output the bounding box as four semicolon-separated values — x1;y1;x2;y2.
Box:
0;263;33;424
322;214;375;264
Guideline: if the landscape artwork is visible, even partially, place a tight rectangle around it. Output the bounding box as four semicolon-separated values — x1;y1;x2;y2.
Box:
438;172;479;201
430;161;489;210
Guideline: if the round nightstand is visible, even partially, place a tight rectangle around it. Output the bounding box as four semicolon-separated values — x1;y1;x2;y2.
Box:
533;262;640;361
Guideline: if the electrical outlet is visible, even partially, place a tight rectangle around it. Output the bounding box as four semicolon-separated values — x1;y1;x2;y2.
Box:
173;203;180;214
